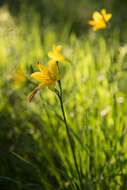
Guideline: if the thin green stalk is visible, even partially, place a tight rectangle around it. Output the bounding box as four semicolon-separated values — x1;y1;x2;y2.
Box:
56;61;83;189
56;62;62;98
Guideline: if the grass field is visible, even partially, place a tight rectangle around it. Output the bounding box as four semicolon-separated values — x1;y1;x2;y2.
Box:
1;7;127;190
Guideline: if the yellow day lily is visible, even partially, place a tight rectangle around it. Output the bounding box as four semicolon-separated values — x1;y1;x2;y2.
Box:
48;45;64;62
12;69;27;83
28;61;59;102
89;9;112;31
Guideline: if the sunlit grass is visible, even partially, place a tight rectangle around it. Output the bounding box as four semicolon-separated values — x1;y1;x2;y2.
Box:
1;7;127;190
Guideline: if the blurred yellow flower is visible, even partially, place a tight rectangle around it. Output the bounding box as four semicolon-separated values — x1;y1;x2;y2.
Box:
48;45;64;62
28;61;59;102
89;9;112;31
12;69;27;83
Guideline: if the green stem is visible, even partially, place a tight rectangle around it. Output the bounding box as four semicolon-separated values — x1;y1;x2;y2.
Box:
56;61;83;189
56;62;62;98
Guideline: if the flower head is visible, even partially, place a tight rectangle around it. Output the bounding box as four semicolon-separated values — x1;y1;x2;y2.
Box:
28;61;59;102
89;9;112;31
48;45;64;62
12;69;27;83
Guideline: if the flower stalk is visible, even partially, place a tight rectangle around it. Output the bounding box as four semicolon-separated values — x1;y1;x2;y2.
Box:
55;62;83;189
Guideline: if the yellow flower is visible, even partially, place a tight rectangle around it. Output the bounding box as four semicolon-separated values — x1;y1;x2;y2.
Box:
12;69;27;83
48;45;64;62
28;61;59;102
89;9;112;31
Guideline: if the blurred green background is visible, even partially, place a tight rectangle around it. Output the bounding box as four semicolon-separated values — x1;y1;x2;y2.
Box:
1;0;127;38
1;0;127;189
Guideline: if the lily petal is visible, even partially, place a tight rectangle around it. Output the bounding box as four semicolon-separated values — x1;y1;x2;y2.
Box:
31;72;46;82
104;13;112;22
93;22;106;31
48;60;57;74
48;51;56;59
38;63;48;73
53;45;62;53
88;20;97;26
93;11;103;22
101;9;106;17
27;88;39;102
38;82;49;89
